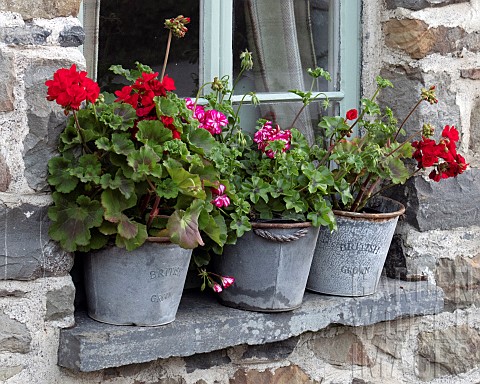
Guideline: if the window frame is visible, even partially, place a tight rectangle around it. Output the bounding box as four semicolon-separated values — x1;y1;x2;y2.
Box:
200;0;361;114
80;0;360;112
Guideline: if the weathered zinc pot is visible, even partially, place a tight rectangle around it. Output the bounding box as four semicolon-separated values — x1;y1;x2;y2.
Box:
307;196;405;297
215;221;320;312
84;240;192;326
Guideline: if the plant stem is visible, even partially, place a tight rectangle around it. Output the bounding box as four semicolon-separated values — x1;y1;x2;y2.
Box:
350;174;373;212
147;195;161;228
394;98;422;140
73;110;91;154
160;31;172;81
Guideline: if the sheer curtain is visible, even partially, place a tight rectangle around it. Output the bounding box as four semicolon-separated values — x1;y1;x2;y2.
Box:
243;0;319;144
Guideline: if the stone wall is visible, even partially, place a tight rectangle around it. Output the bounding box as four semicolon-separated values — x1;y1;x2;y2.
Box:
0;0;479;383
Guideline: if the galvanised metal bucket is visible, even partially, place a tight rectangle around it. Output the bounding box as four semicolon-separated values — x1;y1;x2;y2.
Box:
216;221;320;312
84;241;192;326
307;196;405;297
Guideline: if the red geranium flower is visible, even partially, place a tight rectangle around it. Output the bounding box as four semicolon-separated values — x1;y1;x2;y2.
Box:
45;64;99;110
346;109;358;121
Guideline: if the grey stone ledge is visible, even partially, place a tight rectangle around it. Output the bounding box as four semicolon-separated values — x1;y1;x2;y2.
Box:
58;277;444;372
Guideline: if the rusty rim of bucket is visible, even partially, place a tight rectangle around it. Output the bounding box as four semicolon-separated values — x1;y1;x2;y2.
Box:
333;196;405;221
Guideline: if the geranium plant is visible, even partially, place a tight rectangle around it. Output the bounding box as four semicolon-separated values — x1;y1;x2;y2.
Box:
45;16;233;256
186;54;338;236
291;73;468;213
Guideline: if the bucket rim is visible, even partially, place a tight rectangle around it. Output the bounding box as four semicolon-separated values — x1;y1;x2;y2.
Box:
251;221;312;229
333;196;405;220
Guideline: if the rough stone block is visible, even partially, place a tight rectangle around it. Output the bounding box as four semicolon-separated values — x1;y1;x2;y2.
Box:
469;96;480;155
0;312;31;353
0;203;73;280
45;284;75;321
311;329;372;367
0;365;23;381
436;255;480;310
461;68;480;80
385;169;480;231
0;153;11;192
417;324;480;380
384;19;480;59
59;24;85;47
385;0;470;11
0;47;15;112
230;365;320;384
236;337;299;362
378;66;460;140
0;0;81;20
0;23;50;45
23;58;74;191
184;350;230;373
58;278;443;372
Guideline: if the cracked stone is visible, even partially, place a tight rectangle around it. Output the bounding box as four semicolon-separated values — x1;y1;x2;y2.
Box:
0;312;31;353
0;47;15;112
417;325;480;380
0;203;73;280
230;365;320;384
59;24;85;47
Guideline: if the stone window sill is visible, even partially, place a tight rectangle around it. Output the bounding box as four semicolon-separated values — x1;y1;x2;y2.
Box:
58;277;443;372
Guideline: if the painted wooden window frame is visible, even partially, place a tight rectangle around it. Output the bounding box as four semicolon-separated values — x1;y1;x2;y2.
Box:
80;0;360;112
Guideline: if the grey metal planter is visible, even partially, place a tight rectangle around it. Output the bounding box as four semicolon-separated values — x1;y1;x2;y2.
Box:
307;196;405;297
84;241;192;326
215;221;320;312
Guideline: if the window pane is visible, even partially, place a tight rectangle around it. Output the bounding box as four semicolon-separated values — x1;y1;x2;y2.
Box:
233;0;334;95
97;0;199;96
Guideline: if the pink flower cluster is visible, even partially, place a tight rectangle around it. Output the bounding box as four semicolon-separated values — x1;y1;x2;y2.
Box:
212;276;235;293
253;121;292;159
211;183;230;208
185;98;228;135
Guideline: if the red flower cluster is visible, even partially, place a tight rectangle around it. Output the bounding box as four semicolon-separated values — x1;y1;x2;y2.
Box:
253;121;292;159
115;72;175;117
45;64;99;111
412;125;468;181
115;72;180;139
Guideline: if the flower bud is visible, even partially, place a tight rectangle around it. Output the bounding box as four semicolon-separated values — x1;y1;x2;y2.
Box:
421;86;438;105
211;77;224;91
422;123;435;137
165;15;190;38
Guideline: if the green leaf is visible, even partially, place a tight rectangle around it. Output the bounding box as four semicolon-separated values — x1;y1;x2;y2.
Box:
117;215;139;239
186;126;217;155
167;200;205;249
47;157;78;193
70;154;102;184
115;223;148;251
100;170;136;199
164;158;205;198
384;156;410;185
101;188;137;223
127;146;163;180
136;120;173;145
198;212;227;247
111;133;136;155
48;193;104;252
155;96;179;117
156;178;179;199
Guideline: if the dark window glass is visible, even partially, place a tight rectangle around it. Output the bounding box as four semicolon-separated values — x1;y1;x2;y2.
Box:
98;0;199;96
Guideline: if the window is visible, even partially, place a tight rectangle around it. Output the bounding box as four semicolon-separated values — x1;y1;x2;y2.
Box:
80;0;361;139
